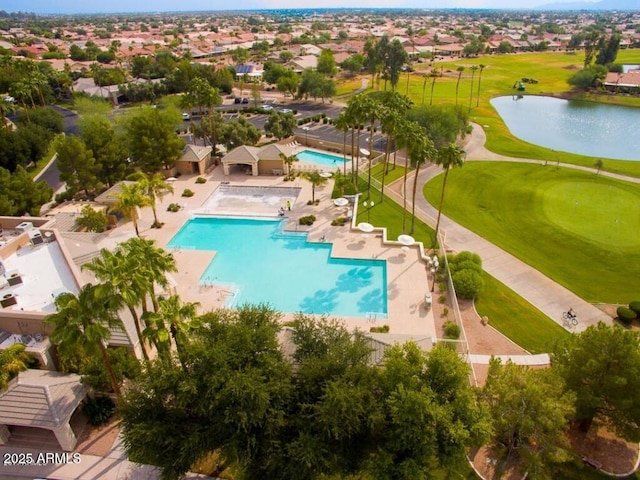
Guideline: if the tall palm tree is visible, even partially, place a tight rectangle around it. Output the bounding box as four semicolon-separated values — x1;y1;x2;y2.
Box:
433;143;466;247
469;65;479;113
302;170;328;203
0;344;30;390
360;96;383;199
379;108;400;203
129;173;174;229
455;66;465;106
113;182;150;237
476;64;486;107
333;113;350;178
405;124;436;234
429;68;439;106
83;248;150;361
395;118;414;233
121;238;177;314
45;284;124;397
345;95;368;186
421;73;429;105
156;295;200;367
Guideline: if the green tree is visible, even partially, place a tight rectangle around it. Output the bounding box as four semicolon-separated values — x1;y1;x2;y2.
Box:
0;344;30;390
0;166;53;216
552;322;640;440
482;359;575;477
297;68;335;103
265;111;297;140
317;49;338;76
125;106;185;174
404;122;436;235
476;64;486;107
75;204;109;233
118;304;292;480
45;284;124;397
340;54;365;77
83;247;150;361
55;135;102;198
79;116;128;187
129;172;174;228
279;152;298;178
220;117;261;151
302;170;328;203
231;46;249;65
276;70;299;97
198;111;225;153
386;39;408;91
113;182;150;237
433;143;465;247
333;113;350;177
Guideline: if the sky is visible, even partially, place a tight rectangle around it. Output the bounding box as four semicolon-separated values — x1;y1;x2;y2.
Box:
0;0;563;15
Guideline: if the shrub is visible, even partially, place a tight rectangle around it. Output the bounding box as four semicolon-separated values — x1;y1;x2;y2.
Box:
438;294;447;304
167;203;180;212
82;395;115;426
617;306;637;325
299;215;316;226
370;325;390;333
195;177;207;184
442;307;449;316
182;189;194;197
54;189;73;204
629;301;640;316
438;282;447;292
331;217;347;226
452;269;484;299
443;321;461;339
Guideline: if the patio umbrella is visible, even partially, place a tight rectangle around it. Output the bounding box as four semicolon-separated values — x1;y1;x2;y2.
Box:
333;197;349;207
397;234;415;246
320;171;332;178
357;222;374;233
360;148;370;157
166;177;177;182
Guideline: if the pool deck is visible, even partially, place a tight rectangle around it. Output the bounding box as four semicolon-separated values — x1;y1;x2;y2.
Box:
138;165;436;339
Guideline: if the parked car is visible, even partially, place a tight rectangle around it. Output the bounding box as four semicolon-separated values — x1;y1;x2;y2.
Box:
261;105;273;111
234;97;241;104
182;112;190;120
241;98;249;104
280;108;293;114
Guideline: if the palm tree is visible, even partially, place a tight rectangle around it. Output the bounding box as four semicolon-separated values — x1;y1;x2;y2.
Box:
333;113;350;177
379;108;399;202
113;182;150;237
121;238;177;314
429;69;439;106
345;95;368;186
395;118;414;233
405;124;436;234
45;284;124;397
421;73;429;105
469;65;479;113
83;248;150;361
360;96;383;199
433;143;466;247
0;344;30;390
476;64;486;107
129;173;174;229
279;152;298;179
303;170;328;203
156;295;200;367
455;66;465;106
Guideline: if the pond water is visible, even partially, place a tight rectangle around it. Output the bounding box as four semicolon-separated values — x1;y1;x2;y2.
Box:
490;95;640;161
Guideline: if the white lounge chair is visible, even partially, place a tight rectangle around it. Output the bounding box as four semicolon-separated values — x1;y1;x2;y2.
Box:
425;293;432;306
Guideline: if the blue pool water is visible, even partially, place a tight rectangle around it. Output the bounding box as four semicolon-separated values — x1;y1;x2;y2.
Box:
297;149;348;167
167;217;387;317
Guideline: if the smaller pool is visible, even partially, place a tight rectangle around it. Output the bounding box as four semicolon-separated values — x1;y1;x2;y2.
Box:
297;149;348;167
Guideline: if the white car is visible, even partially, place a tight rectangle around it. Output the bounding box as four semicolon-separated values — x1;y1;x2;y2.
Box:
261;105;273;111
280;108;293;114
182;112;190;120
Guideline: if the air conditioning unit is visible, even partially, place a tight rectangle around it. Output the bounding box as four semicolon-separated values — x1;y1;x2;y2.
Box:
29;230;43;245
15;222;33;233
1;293;17;308
7;272;22;286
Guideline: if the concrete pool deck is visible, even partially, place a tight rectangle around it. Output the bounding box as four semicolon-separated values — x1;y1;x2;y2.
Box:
137;166;436;339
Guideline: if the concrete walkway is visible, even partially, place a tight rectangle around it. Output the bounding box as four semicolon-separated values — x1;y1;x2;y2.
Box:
385;124;626;334
467;353;550;365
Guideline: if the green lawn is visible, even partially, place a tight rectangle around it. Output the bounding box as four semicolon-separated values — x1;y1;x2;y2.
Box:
368;49;640;177
370;161;412;185
475;273;570;354
424;162;640;304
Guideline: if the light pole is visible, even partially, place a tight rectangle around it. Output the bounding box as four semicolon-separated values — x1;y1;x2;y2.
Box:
363;200;375;222
430;255;439;292
302;126;309;146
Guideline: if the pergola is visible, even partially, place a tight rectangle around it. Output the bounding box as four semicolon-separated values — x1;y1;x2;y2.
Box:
0;369;89;451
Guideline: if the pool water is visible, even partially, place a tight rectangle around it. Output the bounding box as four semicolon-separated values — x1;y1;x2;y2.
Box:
167;217;387;318
297;149;348;167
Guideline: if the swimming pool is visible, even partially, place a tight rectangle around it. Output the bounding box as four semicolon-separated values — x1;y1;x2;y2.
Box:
297;149;348;167
167;216;387;318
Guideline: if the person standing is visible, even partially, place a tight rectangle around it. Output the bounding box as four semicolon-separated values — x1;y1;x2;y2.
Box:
287;200;291;211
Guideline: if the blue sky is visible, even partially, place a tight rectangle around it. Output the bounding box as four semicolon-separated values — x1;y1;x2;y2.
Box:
0;0;563;15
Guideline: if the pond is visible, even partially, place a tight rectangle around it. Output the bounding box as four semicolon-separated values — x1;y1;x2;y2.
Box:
490;95;640;161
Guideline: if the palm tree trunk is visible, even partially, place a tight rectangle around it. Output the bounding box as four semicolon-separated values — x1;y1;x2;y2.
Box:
350;127;356;185
433;168;450;247
410;162;421;234
342;130;347;177
380;134;392;203
402;155;409;234
430;76;437;106
99;342;121;397
131;213;140;237
422;76;427;105
127;304;149;361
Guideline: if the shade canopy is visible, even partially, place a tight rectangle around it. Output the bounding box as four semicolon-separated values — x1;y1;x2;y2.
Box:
398;234;415;246
333;197;349;207
357;222;374;233
360;148;370;156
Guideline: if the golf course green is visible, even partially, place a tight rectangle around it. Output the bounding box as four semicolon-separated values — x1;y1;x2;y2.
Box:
424;162;640;304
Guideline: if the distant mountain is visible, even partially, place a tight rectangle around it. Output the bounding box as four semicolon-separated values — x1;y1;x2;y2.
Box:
537;0;639;10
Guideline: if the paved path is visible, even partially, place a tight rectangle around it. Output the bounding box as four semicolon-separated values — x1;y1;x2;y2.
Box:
385;124;626;334
467;353;550;365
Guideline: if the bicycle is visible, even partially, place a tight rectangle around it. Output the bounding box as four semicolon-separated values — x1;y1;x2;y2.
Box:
562;311;578;326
